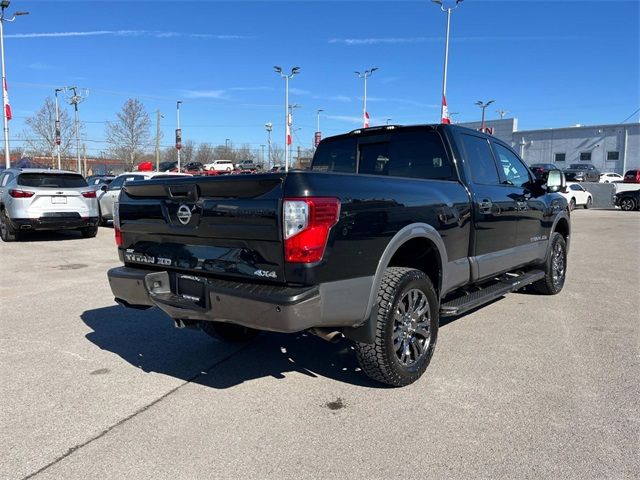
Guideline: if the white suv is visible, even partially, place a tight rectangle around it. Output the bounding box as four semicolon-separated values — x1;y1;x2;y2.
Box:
204;160;235;172
0;168;99;241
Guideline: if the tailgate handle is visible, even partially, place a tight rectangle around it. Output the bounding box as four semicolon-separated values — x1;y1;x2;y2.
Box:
166;184;198;201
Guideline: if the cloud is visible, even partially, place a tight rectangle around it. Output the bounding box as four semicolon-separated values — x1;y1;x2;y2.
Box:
28;62;53;70
7;30;251;40
313;95;352;103
329;36;585;45
365;96;439;108
289;87;311;96
181;89;229;100
230;86;273;92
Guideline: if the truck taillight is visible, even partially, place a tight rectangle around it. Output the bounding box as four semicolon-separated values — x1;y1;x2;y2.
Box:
283;197;340;263
81;191;97;198
114;202;122;246
9;189;35;198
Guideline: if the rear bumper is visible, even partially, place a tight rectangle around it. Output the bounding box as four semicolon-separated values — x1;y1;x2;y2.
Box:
107;266;373;333
9;215;99;231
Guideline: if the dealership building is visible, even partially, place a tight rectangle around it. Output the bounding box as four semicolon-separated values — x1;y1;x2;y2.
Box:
458;118;640;173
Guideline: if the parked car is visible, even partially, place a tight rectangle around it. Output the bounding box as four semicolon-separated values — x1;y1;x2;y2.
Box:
108;124;570;387
559;182;593;210
614;189;640;211
235;159;262;171
158;161;177;172
98;171;189;225
623;169;640;183
529;163;556;180
0;168;99;241
270;165;286;173
564;164;600;182
203;160;235;172
86;175;116;186
599;172;624;183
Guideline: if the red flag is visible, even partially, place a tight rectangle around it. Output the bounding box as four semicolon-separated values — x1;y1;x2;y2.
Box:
286;123;292;145
364;111;370;128
441;95;450;124
3;78;12;121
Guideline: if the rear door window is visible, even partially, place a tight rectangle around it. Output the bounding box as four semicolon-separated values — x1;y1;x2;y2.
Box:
460;134;501;185
17;173;88;188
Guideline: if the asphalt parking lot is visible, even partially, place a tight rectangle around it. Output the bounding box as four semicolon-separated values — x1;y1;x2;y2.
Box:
1;209;638;480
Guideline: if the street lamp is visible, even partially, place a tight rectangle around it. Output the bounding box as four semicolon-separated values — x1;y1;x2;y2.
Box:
475;99;494;132
176;100;182;171
385;117;392;125
315;109;324;148
54;88;63;169
274;66;300;172
288;104;301;162
355;67;378;128
432;0;463;124
265;122;272;167
1;1;29;168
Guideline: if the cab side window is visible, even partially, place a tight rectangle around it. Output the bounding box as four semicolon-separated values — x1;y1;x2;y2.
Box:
492;143;531;187
460;134;500;185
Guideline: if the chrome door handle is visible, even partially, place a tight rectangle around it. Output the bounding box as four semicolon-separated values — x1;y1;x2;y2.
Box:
479;199;492;214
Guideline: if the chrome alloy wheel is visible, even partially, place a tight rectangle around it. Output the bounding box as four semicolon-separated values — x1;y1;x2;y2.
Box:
551;241;566;289
392;288;431;366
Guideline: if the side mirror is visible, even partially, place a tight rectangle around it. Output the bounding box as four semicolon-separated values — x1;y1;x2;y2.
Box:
100;185;108;192
546;169;566;193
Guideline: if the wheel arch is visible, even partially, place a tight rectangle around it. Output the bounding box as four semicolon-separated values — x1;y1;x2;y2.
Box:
343;223;448;344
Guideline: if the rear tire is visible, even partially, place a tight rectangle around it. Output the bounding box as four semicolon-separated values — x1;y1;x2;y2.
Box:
532;232;567;295
569;198;576;211
354;267;439;387
81;226;98;238
200;321;260;342
0;209;19;242
584;197;592;209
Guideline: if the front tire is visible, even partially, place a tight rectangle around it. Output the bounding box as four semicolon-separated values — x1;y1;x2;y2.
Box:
354;267;439;387
620;198;636;211
200;321;260;342
532;232;567;295
569;198;576;211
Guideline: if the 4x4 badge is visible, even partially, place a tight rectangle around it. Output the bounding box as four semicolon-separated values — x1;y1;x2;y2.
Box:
176;204;192;225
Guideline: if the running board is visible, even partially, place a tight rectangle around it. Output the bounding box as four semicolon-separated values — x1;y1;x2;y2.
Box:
440;269;545;317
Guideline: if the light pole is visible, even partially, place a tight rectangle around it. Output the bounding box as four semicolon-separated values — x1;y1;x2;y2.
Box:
265;122;272;167
496;108;509;119
0;2;28;168
274;66;300;172
288;103;301;162
355;68;378;128
65;86;88;174
475;99;494;132
260;144;265;165
315;109;324;149
54;88;63;169
433;0;463;124
175;101;182;171
385;117;392;125
155;110;163;171
225;138;231;157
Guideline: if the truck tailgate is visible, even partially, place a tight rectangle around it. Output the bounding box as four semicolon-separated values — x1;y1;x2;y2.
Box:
118;175;286;283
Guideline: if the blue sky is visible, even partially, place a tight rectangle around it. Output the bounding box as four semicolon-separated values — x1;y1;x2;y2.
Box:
5;0;639;156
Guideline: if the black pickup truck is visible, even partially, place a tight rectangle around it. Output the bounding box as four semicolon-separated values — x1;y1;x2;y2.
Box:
108;124;570;386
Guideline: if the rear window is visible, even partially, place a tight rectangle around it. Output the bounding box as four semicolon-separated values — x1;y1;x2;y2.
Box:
312;130;453;180
18;173;88;188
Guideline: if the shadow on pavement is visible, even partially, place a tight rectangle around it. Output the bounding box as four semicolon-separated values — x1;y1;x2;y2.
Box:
15;230;88;242
81;305;386;389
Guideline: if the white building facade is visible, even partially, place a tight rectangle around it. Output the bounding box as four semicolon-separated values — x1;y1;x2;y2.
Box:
458;119;639;174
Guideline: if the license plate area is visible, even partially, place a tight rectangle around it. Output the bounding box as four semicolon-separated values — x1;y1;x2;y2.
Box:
176;274;207;307
51;196;67;204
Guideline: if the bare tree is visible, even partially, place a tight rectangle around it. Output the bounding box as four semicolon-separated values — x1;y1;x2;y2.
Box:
195;143;215;164
22;97;75;166
180;140;195;165
236;143;256;161
105;99;151;169
271;144;284;165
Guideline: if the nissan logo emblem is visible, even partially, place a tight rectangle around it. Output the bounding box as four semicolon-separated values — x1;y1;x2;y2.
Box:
176;204;192;225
